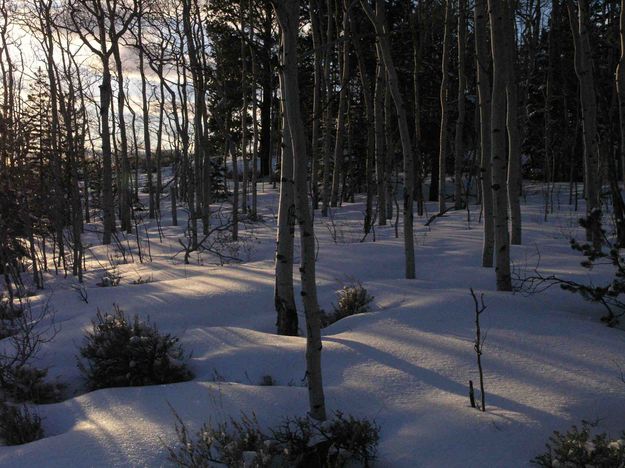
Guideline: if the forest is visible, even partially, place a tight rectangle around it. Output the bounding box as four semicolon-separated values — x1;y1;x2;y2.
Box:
1;0;625;466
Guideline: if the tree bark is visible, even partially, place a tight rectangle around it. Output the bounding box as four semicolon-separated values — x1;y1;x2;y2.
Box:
137;10;154;219
505;0;522;245
320;0;334;217
362;0;416;279
488;0;513;291
567;0;601;250
330;3;351;208
272;0;326;421
438;0;452;213
275;97;298;336
476;0;494;268
374;58;387;225
455;0;467;210
617;0;625;184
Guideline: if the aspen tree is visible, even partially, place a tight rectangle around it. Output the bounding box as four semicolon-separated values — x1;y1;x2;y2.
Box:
505;0;522;245
566;0;601;250
330;1;351;208
272;0;327;421
321;0;334;217
454;0;467;210
374;59;387;225
488;0;512;291
361;0;416;279
617;0;625;183
438;0;452;213
475;0;494;268
274;97;297;336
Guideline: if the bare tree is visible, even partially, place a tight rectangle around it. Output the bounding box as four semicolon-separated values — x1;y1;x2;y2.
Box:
566;0;601;250
67;0;137;245
361;0;416;279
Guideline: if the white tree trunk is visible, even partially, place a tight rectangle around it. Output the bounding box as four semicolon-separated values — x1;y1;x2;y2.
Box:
505;1;522;245
475;0;494;268
488;0;512;291
454;0;467;210
273;0;327;421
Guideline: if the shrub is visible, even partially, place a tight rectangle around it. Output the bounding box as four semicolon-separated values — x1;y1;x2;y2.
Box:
167;411;380;468
532;422;625;468
259;375;276;386
0;299;60;403
78;306;192;389
0;402;44;445
0;298;22;339
319;411;380;465
97;270;121;287
322;282;374;327
2;365;63;404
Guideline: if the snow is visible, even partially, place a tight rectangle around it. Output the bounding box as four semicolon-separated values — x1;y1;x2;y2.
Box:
1;180;624;467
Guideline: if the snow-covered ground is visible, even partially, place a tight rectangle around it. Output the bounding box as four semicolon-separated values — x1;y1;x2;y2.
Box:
1;179;624;467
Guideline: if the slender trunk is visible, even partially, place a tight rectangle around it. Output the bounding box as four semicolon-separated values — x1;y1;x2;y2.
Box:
476;0;494;268
363;0;416;279
330;5;350;208
320;0;334;217
352;17;375;235
43;9;66;269
454;0;467;210
411;4;425;216
488;0;513;291
251;42;259;219
384;83;394;220
241;0;249;215
310;0;322;210
275;97;298;336
374;59;386;225
137;13;154;219
438;0;452;213
505;1;522;245
273;0;327;421
100;52;114;244
567;0;601;249
259;4;273;178
229;112;239;240
184;0;208;238
112;38;131;234
617;0;625;183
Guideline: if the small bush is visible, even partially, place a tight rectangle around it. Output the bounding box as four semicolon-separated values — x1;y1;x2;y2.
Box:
78;306;193;389
132;275;154;285
259;375;276;386
167;411;380;467
0;300;22;339
322;282;374;327
532;421;625;467
0;299;60;403
0;402;44;445
320;411;380;464
2;366;63;403
97;270;121;287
